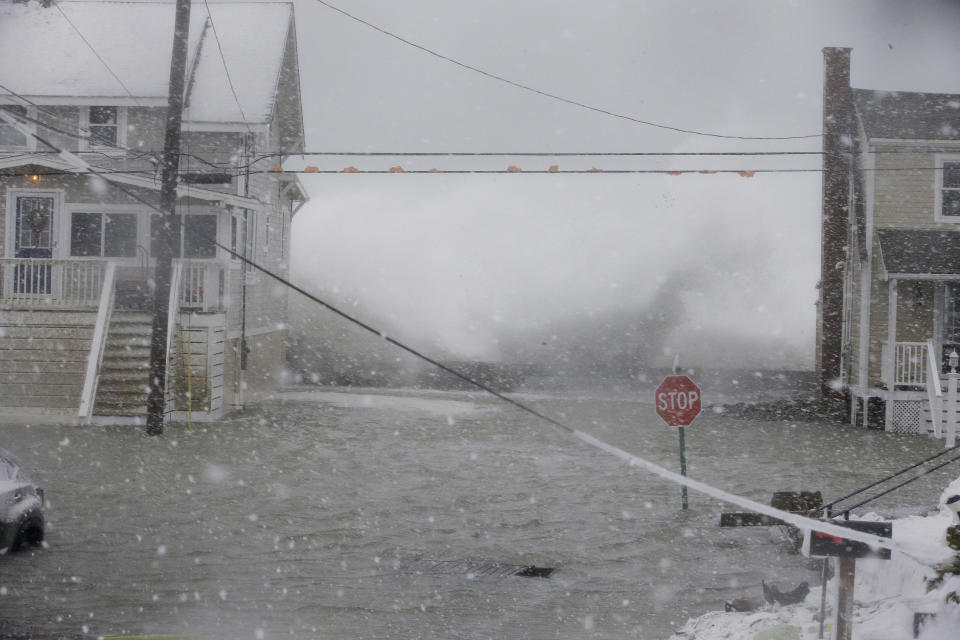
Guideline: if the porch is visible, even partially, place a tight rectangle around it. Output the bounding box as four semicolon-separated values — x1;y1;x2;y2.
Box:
0;257;231;312
0;257;233;422
860;229;960;443
879;341;939;434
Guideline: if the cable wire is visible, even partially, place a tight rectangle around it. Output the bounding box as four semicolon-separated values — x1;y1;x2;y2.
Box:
313;0;821;141
839;451;960;515
5;115;903;552
5;166;952;178
817;443;960;515
54;3;143;106
202;0;253;134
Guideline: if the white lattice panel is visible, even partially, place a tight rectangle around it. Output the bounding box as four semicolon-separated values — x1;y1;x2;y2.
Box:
892;400;922;434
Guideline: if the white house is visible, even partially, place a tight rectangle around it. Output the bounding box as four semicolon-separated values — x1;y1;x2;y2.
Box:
818;47;960;436
0;0;308;422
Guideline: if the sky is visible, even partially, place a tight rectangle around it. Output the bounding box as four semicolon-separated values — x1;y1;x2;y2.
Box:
287;0;960;370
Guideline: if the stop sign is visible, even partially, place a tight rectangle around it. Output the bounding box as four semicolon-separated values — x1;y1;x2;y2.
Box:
654;375;702;427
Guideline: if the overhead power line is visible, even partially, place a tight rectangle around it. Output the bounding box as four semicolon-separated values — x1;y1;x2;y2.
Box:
313;0;822;141
0;110;909;550
258;150;828;159
4;166;949;179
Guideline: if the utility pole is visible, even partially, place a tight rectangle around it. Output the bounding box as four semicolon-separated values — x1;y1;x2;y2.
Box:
146;0;192;435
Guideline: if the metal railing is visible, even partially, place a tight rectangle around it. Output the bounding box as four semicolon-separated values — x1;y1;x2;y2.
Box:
0;258;107;308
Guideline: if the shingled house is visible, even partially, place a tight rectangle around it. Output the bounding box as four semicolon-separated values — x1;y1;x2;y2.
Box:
818;47;960;434
0;1;307;422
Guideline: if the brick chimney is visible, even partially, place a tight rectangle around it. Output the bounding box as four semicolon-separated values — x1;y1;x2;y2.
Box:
819;47;853;417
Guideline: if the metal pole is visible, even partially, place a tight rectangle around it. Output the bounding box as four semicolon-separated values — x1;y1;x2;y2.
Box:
146;0;192;435
679;425;688;510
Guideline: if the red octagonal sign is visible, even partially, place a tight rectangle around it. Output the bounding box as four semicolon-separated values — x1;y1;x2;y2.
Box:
655;375;702;427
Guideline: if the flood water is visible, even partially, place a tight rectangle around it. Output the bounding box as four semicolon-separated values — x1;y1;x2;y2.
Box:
0;387;951;639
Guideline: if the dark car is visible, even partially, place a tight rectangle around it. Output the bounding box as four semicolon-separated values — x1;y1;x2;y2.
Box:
0;448;44;554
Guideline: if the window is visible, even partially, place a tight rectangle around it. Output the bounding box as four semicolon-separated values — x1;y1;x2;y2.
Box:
184;215;217;259
82;106;125;149
943;161;960;218
230;209;256;271
16;196;54;252
150;214;217;259
70;212;138;258
0;105;33;149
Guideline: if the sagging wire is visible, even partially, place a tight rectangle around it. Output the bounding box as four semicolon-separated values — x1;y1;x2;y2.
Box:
816;443;960;517
54;3;143;107
313;0;821;141
832;450;960;517
0;104;907;551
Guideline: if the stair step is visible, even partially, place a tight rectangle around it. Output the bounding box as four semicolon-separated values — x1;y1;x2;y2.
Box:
98;382;151;395
99;370;150;381
109;327;152;336
96;391;149;405
111;313;152;324
104;347;150;358
94;408;146;417
106;338;151;349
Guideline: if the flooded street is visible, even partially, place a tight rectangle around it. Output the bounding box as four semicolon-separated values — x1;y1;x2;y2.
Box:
0;388;950;639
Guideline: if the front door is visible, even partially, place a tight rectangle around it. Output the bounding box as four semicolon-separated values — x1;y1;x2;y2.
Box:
13;195;55;295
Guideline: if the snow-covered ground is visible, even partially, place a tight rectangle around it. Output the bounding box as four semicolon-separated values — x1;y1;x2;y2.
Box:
670;476;960;640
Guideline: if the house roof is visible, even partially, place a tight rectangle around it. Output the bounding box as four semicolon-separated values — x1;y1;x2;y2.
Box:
878;229;960;278
0;1;294;125
854;89;960;141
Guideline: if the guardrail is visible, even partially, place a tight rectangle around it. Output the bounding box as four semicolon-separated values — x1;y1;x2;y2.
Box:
0;258;106;308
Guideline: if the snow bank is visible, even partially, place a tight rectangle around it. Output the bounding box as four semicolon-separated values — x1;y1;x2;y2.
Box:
670;475;960;640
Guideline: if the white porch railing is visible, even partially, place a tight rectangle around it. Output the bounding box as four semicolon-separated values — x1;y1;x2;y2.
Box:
164;261;184;419
0;259;107;308
881;341;928;387
176;259;227;312
926;340;944;438
78;262;116;421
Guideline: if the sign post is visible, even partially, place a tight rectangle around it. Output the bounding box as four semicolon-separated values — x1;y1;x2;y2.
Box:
654;375;702;510
802;519;893;640
678;425;688;510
